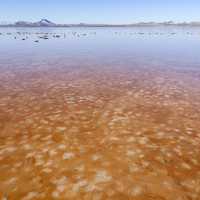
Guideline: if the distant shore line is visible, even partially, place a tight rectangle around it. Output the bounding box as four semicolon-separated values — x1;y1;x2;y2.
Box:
1;19;200;27
1;20;200;28
1;24;200;28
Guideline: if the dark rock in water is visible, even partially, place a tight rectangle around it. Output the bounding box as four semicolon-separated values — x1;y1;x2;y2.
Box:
55;35;60;38
22;38;26;40
34;40;39;43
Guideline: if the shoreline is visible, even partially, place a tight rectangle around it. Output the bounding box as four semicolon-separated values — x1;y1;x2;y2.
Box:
1;24;200;28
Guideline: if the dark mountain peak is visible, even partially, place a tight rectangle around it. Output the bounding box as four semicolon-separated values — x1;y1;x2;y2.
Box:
14;19;56;27
41;19;51;22
35;19;55;26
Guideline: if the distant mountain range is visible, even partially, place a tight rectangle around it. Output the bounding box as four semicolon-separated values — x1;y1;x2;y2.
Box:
14;19;56;27
1;19;200;27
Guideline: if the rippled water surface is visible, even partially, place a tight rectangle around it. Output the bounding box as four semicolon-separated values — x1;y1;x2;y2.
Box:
1;27;200;200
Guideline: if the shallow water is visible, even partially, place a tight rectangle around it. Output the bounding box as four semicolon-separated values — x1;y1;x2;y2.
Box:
0;27;200;200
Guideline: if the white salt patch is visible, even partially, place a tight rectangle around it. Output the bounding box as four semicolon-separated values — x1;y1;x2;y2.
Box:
5;146;17;153
52;176;68;185
131;186;143;196
141;161;149;168
32;134;41;140
62;152;75;160
163;181;173;190
57;185;65;193
85;183;97;192
56;127;66;132
157;132;165;137
135;132;142;136
127;137;136;142
138;137;148;145
191;159;198;165
42;135;52;141
23;144;32;150
45;140;54;145
42;148;49;153
181;179;196;189
22;192;39;200
26;152;36;158
73;180;88;192
129;163;140;172
14;162;22;168
5;177;17;185
181;162;191;170
109;136;119;141
75;164;85;172
91;154;101;161
0;149;5;155
49;149;57;156
174;148;183;156
35;159;45;166
94;170;112;183
79;147;86;154
139;154;145;158
58;144;66;150
126;150;136;157
42;168;52;173
52;191;60;199
45;160;54;167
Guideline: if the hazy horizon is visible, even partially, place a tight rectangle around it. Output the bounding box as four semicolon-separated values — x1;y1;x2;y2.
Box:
1;0;200;24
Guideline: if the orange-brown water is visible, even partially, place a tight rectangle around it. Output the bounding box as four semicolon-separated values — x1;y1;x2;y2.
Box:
1;64;200;200
1;28;200;200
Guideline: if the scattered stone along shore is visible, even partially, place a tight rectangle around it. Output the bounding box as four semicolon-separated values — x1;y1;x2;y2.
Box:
0;60;200;200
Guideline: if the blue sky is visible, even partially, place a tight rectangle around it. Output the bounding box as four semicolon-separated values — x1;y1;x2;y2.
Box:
0;0;200;24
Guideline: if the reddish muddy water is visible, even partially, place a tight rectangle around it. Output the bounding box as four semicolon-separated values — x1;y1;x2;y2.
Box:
0;27;200;199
